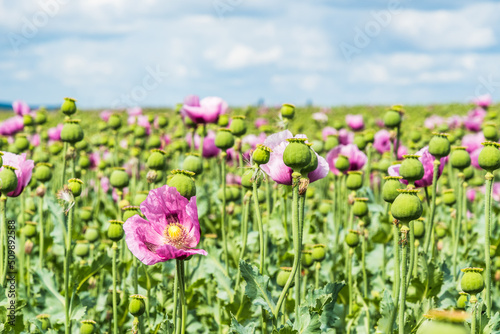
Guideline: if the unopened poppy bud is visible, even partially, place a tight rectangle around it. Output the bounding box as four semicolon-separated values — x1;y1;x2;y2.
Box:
318;202;330;215
80;207;93;222
312;244;327;262
108;114;122;130
241;170;260;190
450;147;471;170
382;176;403;203
478;141;500;172
354;134;366;150
391;189;422;223
79;154;91;169
68;178;84;197
345;230;360;248
460;267;484;295
147;149;166;171
167;169;196;200
400;155;424;182
25;239;34;254
182;153;203;175
110;167;129;189
346;171;363;190
129;294;147;317
47;142;62;155
36;314;51;330
229;116;247;137
214;128;235;150
146;135;162;149
435;223;447;239
107;220;124;242
280;103;295;120
75;240;90;257
276;267;293;287
364;130;375;144
61;97;77;116
35;162;52;183
252;144;271;165
0;166;19;193
80;319;97;334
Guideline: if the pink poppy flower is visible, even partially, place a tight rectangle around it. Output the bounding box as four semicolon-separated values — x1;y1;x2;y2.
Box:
312;112;328;123
326;144;367;176
29;134;40;147
12;100;30;116
100;110;112;121
202;131;220;158
447;115;464;129
226;173;241;185
48;124;64;141
467;188;476;202
397;145;408;160
182;95;228;124
127;107;143;117
338;129;354;145
254;118;268;129
373;130;391;154
101;176;110;193
0;116;24;136
462;132;485;153
345;114;364;131
470;148;482;169
424;115;445;130
387;146;446;188
260;130;329;185
1;151;34;197
123;185;207;265
321;127;337;141
465;108;486;132
473;94;492;108
375;119;385;128
242;133;266;149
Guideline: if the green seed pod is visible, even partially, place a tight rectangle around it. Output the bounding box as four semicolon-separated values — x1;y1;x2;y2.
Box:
214;128;235;150
483;122;499;141
79;207;93;222
107;220;124;242
68;178;84;197
122;206;140;221
108;114;122;130
134;126;147;138
75;140;88;151
75;240;90;257
311;140;324;154
410;130;422;143
23;221;37;238
378;154;392;174
218;114;229;127
146;135;162;149
14;135;30;151
0;166;18;193
435;223;447;239
133;191;149;206
345;230;360;248
182;153;203;175
456;292;468;309
460;267;484;295
84;226;100;243
228;185;241;202
283;138;311;172
23;114;34;126
346;171;363;190
35;110;48;125
61;120;84;144
352;198;369;217
428;133;451;158
324;135;339;151
354;135;366;150
416;310;469;334
383;109;402;128
442;189;456;206
335;155;350;173
301;148;318;175
78;154;90;169
241;169;260;190
449;147;471;170
147;150;166;171
229;116;247;137
110;167;130;189
413;218;425;239
318;202;330;215
80;320;97;334
391;189;423;223
157;116;169;128
478;141;500;172
276;267;293;287
129;294;147;317
61;97;77;116
252;144;272;165
36;314;51;330
35;163;52;183
312;244;327;262
167;169;196;199
305;187;314;199
382;176;403;203
399;155;424;182
301;250;314;268
463;166;474;181
280;103;295;120
364;130;375;144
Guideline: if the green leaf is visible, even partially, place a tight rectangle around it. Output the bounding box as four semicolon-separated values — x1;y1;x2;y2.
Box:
483;312;500;334
376;290;396;334
292;306;321;334
230;315;256;334
239;260;276;316
35;269;65;305
272;324;298;333
320;283;345;330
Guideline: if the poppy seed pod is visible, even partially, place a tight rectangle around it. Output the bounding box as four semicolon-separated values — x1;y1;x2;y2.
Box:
382;176;403;203
61;97;77;116
460;267;484;295
75;240;90;257
157;116;169;128
84;226;100;243
352;198;369;217
182;153;203;175
483;122;499;141
391;189;423;223
110;167;130;189
167;169;196;200
312;244;327;262
417;310;470;334
218;114;229;127
122;206;140;221
354;135;366;150
276;267;294;287
428;133;451;158
442;189;456;206
0;166;19;193
364;130;375;144
134;126;147;138
311;140;324;154
413;218;425;239
383;107;402;128
214;128;235;150
324;135;339;151
107;220;124;242
35;110;47;125
283;138;311;172
68;178;84;197
399;155;424;183
345;230;360;248
318;202;330;215
14;135;29;151
301;250;314;268
36;314;51;330
147;149;166;171
241;169;260;190
129;294;147;317
301;148;318;175
456;292;468;309
478;141;500;172
435;223;447;239
334;154;350;173
61;120;84;144
23;221;37;238
449;147;471;170
133;191;149;206
35;163;52;183
229;116;247;137
80;320;97;334
280;103;295;120
146;135;162;149
79;154;90;169
410;130;422;143
108;114;122;130
346;171;363;190
252;144;271;165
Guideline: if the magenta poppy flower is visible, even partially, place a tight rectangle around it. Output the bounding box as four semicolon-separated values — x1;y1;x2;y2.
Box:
260;130;328;185
467;188;476;202
101;176;110;193
0;116;24;136
462;132;485;153
48;124;64;141
375;119;384;128
345;114;364;131
226;173;242;185
473;94;492;108
123;185;207;265
312;112;328;123
338;129;354;145
100;110;112;121
254;118;268;129
202;131;220;158
470;148;482;169
243;133;266;149
397;145;408;160
1;151;34;197
447;115;464;129
387;146;446;188
373;130;391;154
30;134;40;147
321;127;337;141
127;107;143;117
326;144;367;176
12;100;30;116
182;95;228;124
424;115;445;130
465;108;486;132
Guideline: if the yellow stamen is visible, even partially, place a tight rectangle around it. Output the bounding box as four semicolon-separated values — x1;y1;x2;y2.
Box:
167;225;182;240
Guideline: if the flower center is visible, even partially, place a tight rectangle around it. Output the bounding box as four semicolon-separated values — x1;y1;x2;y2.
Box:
167;225;182;240
163;216;187;249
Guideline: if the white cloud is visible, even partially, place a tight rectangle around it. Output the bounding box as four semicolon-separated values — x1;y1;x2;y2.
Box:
207;44;282;69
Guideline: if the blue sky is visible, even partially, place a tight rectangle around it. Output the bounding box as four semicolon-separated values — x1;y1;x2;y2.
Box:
1;0;500;108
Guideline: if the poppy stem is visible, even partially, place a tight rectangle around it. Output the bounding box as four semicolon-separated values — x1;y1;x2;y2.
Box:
112;242;118;334
0;195;6;287
64;203;75;334
235;191;251;290
38;196;44;269
424;160;440;254
220;152;229;273
399;227;409;334
485;172;494;317
453;174;464;281
176;259;186;334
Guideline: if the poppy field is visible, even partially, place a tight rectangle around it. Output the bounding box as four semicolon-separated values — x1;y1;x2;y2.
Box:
1;96;500;334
